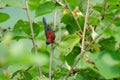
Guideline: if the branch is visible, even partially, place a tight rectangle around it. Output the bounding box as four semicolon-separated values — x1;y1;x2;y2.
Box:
100;0;108;20
81;0;90;52
49;11;57;80
21;71;27;80
25;0;37;53
64;6;119;80
49;44;54;80
25;0;42;77
0;7;3;9
85;14;118;50
64;0;82;33
54;12;58;30
64;0;90;79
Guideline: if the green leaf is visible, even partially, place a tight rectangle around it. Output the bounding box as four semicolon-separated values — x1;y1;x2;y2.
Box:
28;0;40;10
32;22;40;37
67;0;78;7
99;37;116;51
87;51;120;79
75;75;93;80
115;19;120;27
112;27;120;44
88;16;100;26
68;76;74;80
13;20;28;39
0;69;9;80
59;33;80;55
13;20;40;39
35;1;61;17
65;46;80;66
66;0;79;11
0;0;23;8
7;64;29;78
6;39;49;65
61;14;80;34
108;0;119;5
24;71;33;80
8;53;49;66
93;5;102;12
0;12;10;23
54;68;68;79
91;0;104;4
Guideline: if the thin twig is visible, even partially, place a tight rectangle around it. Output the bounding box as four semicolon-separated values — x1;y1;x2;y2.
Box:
25;0;42;77
64;7;119;80
21;71;27;80
49;11;57;80
64;0;82;33
49;44;54;80
58;22;61;45
25;0;37;53
64;0;90;79
101;0;108;20
81;0;90;52
54;12;58;30
85;15;118;50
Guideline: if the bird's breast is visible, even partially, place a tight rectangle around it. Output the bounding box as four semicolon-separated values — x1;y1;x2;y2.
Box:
46;31;55;43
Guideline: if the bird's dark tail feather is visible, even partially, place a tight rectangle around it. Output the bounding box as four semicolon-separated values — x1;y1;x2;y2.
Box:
42;17;47;27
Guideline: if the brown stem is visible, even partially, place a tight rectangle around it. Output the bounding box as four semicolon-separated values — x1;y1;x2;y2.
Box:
49;11;57;80
49;44;54;80
64;6;119;80
81;0;90;52
64;0;90;79
21;71;27;80
101;0;108;20
64;0;82;33
25;0;42;77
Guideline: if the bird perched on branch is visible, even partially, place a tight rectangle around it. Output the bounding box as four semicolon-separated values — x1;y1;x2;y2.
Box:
42;17;55;46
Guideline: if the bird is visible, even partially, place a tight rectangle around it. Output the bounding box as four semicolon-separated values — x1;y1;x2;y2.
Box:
42;17;55;46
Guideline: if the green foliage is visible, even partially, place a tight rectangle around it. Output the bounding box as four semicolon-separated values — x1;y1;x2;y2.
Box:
87;51;120;79
61;14;79;34
0;12;10;23
59;33;80;55
13;20;40;39
28;0;40;10
0;0;23;8
23;71;33;80
99;37;116;51
35;1;61;17
65;46;80;66
0;0;120;80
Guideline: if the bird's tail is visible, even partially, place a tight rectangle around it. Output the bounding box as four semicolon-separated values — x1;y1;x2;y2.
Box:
42;17;47;27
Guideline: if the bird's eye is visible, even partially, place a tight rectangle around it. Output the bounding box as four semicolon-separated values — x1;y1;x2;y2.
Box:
46;41;50;45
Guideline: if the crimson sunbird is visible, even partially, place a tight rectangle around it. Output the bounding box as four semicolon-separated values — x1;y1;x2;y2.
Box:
42;17;55;46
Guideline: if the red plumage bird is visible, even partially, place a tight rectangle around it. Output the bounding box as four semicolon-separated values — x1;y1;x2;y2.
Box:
42;17;55;46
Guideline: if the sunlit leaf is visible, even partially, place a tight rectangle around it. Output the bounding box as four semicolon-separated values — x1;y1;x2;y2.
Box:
61;14;83;34
59;33;80;55
87;51;120;79
0;12;10;23
7;64;29;78
28;0;40;10
108;0;119;5
13;20;40;40
35;1;61;17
